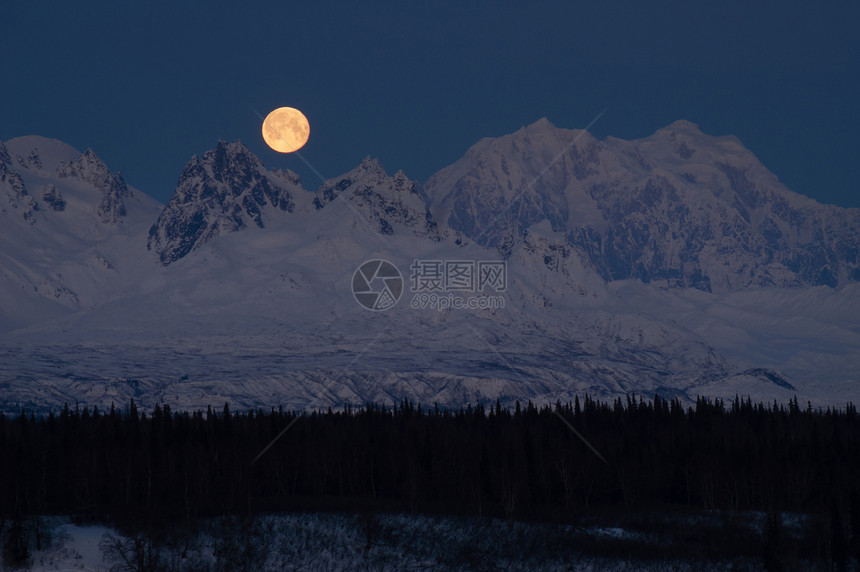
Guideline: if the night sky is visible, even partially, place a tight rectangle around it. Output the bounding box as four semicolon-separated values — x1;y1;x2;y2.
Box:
2;1;858;207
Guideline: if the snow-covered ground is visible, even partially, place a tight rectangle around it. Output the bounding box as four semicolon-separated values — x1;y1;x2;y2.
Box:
21;521;113;571
13;512;785;571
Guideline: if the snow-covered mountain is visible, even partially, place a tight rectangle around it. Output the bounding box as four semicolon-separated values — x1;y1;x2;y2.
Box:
425;119;860;291
147;140;305;265
0;122;857;414
312;156;442;241
0;136;162;330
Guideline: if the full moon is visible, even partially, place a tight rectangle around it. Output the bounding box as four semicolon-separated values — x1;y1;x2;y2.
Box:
261;107;310;153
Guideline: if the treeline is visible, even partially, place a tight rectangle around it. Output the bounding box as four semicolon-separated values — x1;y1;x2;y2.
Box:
1;395;859;528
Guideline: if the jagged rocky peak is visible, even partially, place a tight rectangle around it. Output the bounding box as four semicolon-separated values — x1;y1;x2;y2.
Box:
16;148;44;171
147;140;304;266
57;149;115;188
311;156;390;205
56;148;131;223
186;140;300;209
352;156;387;182
4;135;84;172
313;156;439;239
203;140;266;184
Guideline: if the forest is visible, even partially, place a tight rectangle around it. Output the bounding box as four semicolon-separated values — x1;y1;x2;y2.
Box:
1;394;859;568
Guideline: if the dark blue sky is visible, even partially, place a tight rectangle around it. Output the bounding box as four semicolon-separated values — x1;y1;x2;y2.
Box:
2;1;858;207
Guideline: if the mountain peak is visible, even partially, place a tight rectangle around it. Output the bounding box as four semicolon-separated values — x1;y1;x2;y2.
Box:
315;156;388;196
56;148;131;224
356;156;386;176
510;117;558;138
426;119;860;290
312;156;438;238
526;117;556;131
214;139;251;156
147;140;303;265
506;117;597;149
203;140;263;177
661;119;702;133
57;148;112;182
3;136;81;172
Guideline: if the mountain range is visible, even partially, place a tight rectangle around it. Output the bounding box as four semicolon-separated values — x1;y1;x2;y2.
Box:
1;119;858;414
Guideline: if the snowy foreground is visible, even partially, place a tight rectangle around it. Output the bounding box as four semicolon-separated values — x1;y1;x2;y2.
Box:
15;511;800;571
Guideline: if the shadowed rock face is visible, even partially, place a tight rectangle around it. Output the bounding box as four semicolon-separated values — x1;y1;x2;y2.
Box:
57;149;131;224
147;140;302;265
0;157;39;224
424;118;860;291
151;146;445;266
312;157;441;240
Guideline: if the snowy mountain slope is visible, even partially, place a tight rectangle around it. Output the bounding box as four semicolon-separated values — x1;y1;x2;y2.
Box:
425;119;860;291
0;136;162;332
607;280;860;403
0;203;848;413
0;124;857;414
0;169;731;413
